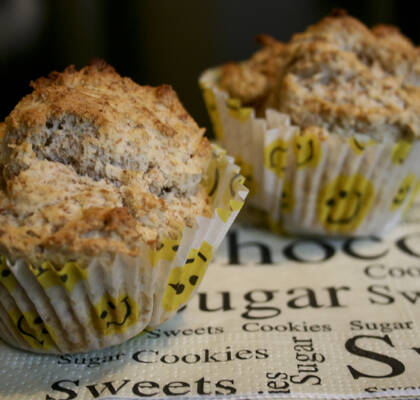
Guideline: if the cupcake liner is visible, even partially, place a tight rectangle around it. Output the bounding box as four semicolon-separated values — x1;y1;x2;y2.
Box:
200;67;420;236
0;145;248;354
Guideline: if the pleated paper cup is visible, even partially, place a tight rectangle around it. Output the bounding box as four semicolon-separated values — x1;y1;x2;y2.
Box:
0;145;248;354
200;67;420;237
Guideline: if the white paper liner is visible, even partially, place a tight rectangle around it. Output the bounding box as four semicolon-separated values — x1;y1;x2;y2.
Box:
0;145;248;354
200;67;420;237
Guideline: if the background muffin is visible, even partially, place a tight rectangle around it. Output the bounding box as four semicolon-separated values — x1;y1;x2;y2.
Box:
0;60;247;353
220;11;420;140
200;11;420;236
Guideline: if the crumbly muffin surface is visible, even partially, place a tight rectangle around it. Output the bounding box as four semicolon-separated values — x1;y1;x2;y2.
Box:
0;61;211;266
220;12;420;140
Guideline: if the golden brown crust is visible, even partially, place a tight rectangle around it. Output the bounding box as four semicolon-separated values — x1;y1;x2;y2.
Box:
220;13;420;140
0;61;211;266
220;35;285;111
220;62;269;105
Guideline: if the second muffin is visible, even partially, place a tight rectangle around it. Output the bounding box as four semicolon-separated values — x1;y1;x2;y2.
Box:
200;11;420;236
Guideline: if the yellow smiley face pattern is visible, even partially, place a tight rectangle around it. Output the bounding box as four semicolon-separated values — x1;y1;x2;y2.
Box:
264;138;289;178
7;309;57;350
390;174;417;211
162;241;213;312
0;259;89;351
204;148;246;223
150;237;181;267
203;150;226;199
294;131;322;169
264;131;322;176
28;260;88;292
216;171;246;223
234;156;257;196
317;174;375;233
91;294;139;336
261;136;420;233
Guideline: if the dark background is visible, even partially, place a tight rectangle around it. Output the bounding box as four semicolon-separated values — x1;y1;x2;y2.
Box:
0;0;418;137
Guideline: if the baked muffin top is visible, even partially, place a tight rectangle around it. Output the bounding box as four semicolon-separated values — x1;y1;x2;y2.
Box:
0;60;211;266
220;11;420;140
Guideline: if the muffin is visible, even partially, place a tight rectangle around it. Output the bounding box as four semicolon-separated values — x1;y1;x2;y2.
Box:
0;60;247;353
200;10;420;236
